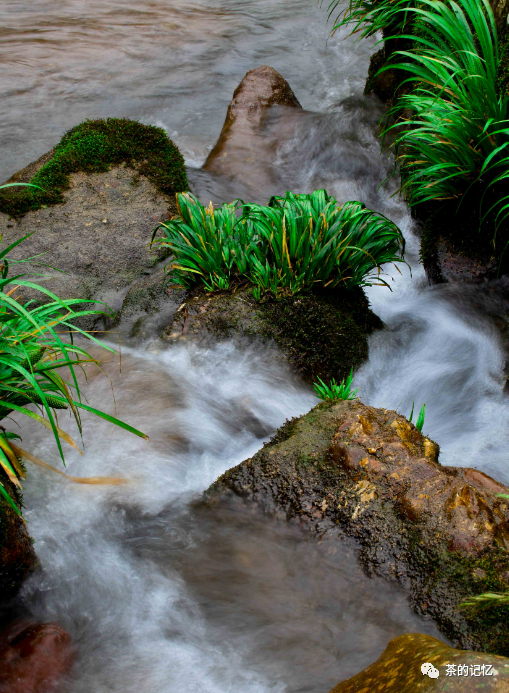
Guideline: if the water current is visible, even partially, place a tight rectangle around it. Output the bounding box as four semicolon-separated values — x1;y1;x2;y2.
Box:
1;0;509;691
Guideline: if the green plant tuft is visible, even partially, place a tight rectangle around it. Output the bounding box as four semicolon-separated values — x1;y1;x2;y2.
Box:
409;401;426;432
313;367;359;401
152;190;406;298
378;0;509;256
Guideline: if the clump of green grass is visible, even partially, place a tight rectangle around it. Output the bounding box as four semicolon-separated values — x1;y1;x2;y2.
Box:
0;118;188;218
313;367;359;401
0;217;147;514
408;401;426;432
323;0;418;43
379;0;509;250
152;190;406;298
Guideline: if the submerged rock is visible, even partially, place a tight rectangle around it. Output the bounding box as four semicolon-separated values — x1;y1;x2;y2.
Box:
0;622;73;693
329;633;509;692
206;399;509;654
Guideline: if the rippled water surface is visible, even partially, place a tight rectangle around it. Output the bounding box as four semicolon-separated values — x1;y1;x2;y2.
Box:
2;0;509;691
0;0;374;182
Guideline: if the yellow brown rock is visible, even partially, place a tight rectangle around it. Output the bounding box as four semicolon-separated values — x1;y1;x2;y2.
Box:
329;634;509;693
207;399;509;654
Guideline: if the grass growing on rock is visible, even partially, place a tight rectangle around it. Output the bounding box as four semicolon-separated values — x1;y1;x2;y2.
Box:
325;0;509;272
0;118;188;218
152;190;406;298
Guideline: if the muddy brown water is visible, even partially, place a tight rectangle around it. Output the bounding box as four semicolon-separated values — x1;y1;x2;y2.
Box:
2;1;509;691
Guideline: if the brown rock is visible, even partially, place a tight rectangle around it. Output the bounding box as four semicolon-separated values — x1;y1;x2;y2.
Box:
464;469;508;495
206;399;509;653
0;622;73;693
0;490;37;599
329;633;509;693
203;65;302;189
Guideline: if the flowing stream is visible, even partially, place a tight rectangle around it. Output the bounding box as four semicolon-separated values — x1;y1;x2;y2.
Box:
1;0;509;691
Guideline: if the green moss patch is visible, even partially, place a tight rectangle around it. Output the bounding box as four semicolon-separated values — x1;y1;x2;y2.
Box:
260;286;384;383
0;118;188;218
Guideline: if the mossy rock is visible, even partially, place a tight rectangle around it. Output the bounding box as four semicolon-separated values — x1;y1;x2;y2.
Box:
206;399;509;655
330;633;509;692
163;285;383;384
0;471;37;600
1;118;188;218
0;119;189;332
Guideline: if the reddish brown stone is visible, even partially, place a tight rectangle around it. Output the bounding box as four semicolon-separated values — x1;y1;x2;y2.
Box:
464;469;508;495
207;399;509;651
0;622;74;693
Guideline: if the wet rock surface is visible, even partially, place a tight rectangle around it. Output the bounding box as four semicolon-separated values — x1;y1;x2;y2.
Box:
329;633;509;692
422;236;498;286
0;163;180;332
203;65;301;175
0;494;37;600
206;399;509;654
0;622;73;693
197;65;303;202
162;285;383;384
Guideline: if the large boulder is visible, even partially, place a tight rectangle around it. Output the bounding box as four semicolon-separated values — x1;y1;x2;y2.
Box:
162;285;383;384
206;399;509;655
329;633;509;692
0;118;188;334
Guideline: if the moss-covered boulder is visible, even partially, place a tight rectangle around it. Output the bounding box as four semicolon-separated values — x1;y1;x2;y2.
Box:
329;634;509;692
1;118;187;218
0;118;188;330
206;399;509;654
163;285;383;383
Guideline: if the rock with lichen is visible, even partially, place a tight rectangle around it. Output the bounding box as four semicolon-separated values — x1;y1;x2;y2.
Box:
206;399;509;655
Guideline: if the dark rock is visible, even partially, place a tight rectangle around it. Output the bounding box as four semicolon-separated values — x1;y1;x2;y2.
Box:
0;622;73;693
0;487;37;600
206;399;509;654
329;633;509;692
432;238;498;285
162;285;383;384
